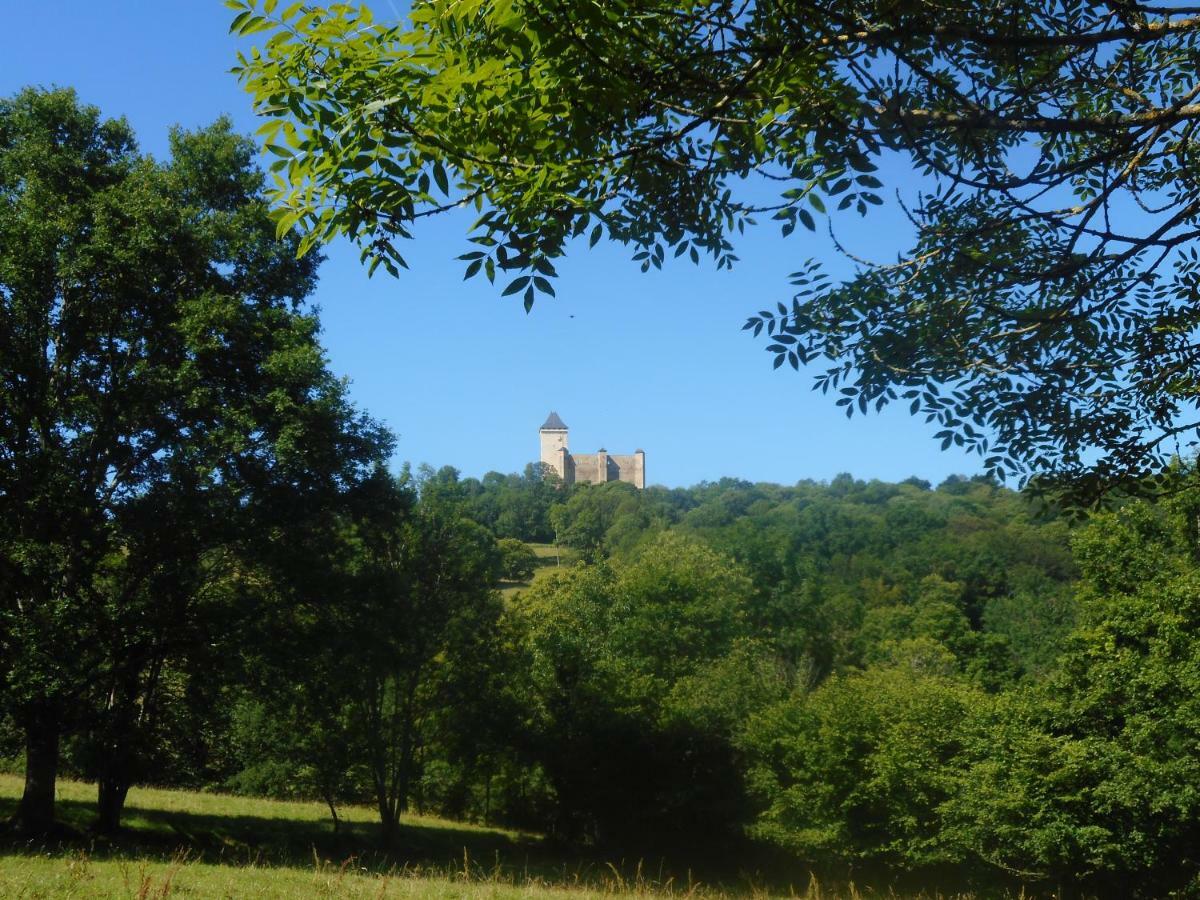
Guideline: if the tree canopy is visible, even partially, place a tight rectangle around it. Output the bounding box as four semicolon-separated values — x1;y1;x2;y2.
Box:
0;87;389;833
232;0;1200;498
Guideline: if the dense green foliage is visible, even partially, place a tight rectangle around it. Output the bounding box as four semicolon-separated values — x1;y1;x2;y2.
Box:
231;0;1200;498
736;488;1200;896
0;87;389;834
510;532;765;847
239;471;1200;897
435;462;562;544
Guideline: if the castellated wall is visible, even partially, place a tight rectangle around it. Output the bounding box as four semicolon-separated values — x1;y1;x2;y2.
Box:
569;453;605;485
570;452;645;489
607;454;645;489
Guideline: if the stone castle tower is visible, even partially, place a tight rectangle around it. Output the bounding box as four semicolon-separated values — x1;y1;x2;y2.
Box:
539;412;645;489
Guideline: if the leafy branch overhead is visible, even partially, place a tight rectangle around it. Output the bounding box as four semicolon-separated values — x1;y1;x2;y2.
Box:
232;0;1200;500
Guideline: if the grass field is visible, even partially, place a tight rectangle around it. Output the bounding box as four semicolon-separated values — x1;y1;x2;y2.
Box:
0;774;743;899
0;774;1024;898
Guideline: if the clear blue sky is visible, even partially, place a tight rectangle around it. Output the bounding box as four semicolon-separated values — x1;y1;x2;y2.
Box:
3;2;984;488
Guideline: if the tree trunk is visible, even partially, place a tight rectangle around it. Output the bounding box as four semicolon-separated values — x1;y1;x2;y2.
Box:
484;770;492;823
377;793;398;846
93;680;139;835
95;777;130;835
12;708;60;834
373;763;398;847
396;674;419;816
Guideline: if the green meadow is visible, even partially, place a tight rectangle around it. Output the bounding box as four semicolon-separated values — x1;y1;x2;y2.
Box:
0;774;1022;899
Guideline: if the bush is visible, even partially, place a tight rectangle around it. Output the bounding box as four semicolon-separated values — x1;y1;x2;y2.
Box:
743;660;984;869
497;538;537;581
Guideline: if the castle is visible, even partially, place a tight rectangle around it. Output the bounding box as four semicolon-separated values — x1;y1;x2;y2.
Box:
539;412;645;489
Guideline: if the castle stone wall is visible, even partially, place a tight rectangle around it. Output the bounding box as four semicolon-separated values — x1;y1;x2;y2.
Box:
570;453;604;485
607;453;645;489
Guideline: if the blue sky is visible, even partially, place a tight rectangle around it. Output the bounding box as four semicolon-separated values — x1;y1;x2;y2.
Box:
3;2;984;488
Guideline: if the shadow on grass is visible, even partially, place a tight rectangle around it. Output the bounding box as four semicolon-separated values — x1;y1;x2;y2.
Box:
0;792;546;878
0;786;817;894
0;793;1037;898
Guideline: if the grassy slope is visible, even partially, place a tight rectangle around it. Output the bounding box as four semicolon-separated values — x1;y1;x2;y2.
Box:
0;855;627;900
0;775;744;899
0;774;1016;899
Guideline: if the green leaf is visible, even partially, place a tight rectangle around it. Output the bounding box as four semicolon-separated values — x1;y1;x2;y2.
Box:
433;160;449;196
502;276;531;296
848;154;877;173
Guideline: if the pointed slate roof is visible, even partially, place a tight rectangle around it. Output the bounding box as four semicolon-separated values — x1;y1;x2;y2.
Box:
540;411;568;430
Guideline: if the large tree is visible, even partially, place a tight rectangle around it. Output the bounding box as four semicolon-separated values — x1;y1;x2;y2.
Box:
232;0;1200;498
230;467;513;843
0;87;388;833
